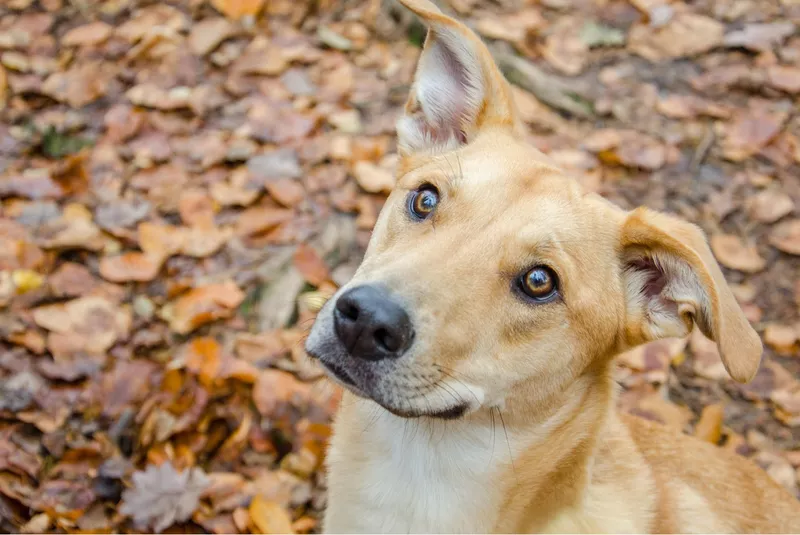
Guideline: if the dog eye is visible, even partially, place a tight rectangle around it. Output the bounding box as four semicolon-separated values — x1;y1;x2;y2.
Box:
518;266;558;302
407;186;439;220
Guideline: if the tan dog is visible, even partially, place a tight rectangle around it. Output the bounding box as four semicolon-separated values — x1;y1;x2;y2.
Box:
305;0;800;532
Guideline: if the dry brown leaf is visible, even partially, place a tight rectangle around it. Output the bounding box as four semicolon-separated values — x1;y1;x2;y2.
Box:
33;296;131;354
99;252;162;283
293;244;330;287
616;338;687;386
710;234;766;273
188;17;235;56
747;189;795;223
161;281;245;334
0;64;7;111
724;22;796;52
120;462;209;533
253;369;311;417
769;219;800;255
183;337;222;387
766;65;800;94
628;13;724;61
211;0;265;20
61;21;112;47
249;495;295;534
690;328;728;381
722;106;788;162
764;323;799;355
694;403;724;444
41;62;111;108
353;161;394;193
542;19;588;76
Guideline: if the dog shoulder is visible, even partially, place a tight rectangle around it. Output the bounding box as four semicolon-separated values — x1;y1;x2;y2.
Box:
621;412;800;533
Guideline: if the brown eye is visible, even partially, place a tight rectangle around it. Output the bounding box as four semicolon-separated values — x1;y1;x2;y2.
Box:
408;186;439;220
519;266;558;302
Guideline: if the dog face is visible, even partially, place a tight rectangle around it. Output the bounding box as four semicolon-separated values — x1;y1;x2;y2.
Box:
305;0;762;420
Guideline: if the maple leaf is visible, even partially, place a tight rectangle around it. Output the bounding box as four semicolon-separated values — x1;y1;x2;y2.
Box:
120;462;210;533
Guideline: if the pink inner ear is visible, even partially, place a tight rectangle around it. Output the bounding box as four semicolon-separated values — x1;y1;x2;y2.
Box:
629;257;667;299
415;31;479;144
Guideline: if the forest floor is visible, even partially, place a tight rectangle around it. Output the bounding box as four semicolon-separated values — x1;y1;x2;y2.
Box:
0;0;799;532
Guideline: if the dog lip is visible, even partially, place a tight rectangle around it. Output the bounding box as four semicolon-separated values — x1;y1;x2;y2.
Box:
386;403;470;420
318;359;359;388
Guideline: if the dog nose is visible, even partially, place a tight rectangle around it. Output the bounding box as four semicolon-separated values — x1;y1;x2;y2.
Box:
333;285;414;361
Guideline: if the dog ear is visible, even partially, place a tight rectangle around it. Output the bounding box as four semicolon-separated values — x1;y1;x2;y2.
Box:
395;0;520;155
620;207;762;383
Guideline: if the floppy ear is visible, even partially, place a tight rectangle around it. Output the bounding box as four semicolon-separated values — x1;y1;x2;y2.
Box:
395;0;520;155
620;207;763;383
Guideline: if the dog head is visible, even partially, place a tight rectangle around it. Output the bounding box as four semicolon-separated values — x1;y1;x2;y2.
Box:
305;0;762;419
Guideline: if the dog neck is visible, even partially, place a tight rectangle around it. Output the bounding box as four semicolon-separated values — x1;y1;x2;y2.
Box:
324;364;617;533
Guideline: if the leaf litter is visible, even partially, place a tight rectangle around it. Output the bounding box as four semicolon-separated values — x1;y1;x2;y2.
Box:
0;0;799;531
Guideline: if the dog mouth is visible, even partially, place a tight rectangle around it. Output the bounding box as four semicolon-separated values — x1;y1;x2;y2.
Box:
318;359;357;388
386;403;470;420
308;350;470;420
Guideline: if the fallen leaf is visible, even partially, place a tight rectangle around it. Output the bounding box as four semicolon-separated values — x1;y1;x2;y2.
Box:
266;179;305;208
183;337;222;387
33;295;131;354
41;62;111;108
764;323;799;355
61;21;112;47
99;252;162;282
353;161;394;193
747;189;794;223
690;328;729;381
580;21;625;48
120;462;209;533
253;369;311;417
211;0;265;19
542;18;589;76
188;17;235;56
656;94;731;119
474;11;544;43
710;234;766;273
161;281;245;334
766;65;800;94
11;269;43;294
722;106;788;162
248;495;295;534
293;244;330;286
0;64;7;110
629;13;724;61
769;219;800;255
694;403;724;444
724;22;796;52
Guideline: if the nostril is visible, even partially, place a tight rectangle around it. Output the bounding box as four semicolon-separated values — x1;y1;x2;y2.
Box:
337;301;359;321
374;327;398;352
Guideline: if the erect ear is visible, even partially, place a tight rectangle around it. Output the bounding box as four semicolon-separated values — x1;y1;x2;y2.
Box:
620;207;763;383
395;0;520;155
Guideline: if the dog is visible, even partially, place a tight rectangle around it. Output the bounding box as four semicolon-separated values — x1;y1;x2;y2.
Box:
304;0;800;532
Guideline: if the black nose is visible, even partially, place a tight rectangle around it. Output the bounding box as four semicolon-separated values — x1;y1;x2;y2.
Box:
333;285;414;361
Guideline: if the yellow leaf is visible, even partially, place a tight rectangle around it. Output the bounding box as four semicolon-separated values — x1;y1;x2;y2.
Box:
670;351;687;367
249;495;295;534
210;0;265;20
694;403;724;444
0;64;7;110
12;269;44;294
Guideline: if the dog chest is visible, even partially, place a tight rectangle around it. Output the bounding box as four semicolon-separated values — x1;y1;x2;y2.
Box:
324;405;507;533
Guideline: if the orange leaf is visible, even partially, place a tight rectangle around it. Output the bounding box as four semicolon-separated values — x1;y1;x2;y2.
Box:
694;403;724;444
211;0;265;20
293;244;330;286
248;495;294;534
184;337;222;387
99;252;162;282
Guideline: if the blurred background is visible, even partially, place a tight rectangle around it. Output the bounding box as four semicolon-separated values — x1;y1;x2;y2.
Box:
0;0;798;532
